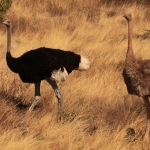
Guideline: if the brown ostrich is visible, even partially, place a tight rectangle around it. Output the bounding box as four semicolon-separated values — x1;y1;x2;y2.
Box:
123;14;150;142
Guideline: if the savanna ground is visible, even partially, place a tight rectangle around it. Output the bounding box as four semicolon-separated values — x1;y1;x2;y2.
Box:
0;0;150;149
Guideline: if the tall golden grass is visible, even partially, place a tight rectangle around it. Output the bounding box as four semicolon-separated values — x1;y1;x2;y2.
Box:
0;0;150;149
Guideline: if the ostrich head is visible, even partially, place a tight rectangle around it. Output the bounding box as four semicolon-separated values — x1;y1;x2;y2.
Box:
123;14;132;21
3;20;11;26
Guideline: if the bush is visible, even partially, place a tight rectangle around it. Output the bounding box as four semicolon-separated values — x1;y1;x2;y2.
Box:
0;0;12;21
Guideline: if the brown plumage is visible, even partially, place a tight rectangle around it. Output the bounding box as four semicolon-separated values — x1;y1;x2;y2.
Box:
123;14;150;143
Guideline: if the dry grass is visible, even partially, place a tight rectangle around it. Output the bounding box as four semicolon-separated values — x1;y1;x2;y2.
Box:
0;0;150;150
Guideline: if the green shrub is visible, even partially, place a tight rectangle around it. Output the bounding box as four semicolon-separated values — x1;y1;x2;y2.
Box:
0;0;12;21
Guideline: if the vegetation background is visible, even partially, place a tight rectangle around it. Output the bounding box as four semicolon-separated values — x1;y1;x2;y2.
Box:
0;0;150;149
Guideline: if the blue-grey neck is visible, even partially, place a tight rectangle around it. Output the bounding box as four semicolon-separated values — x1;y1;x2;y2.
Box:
7;25;11;53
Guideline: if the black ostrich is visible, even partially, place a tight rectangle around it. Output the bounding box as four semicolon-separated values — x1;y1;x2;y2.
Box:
3;20;90;114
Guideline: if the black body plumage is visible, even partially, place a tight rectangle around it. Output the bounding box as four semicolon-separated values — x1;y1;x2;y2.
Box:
3;20;90;115
6;47;81;83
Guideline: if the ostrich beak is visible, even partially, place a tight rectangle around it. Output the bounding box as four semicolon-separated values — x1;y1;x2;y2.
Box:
2;20;9;25
2;21;7;25
123;15;127;19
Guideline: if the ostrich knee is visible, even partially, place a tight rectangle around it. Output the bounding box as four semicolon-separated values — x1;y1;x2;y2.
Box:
54;89;62;111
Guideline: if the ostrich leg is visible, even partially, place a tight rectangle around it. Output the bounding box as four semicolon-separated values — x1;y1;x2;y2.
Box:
26;81;41;115
143;96;150;143
45;77;62;112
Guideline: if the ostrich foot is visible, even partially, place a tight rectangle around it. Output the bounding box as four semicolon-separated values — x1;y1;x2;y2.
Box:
25;96;41;117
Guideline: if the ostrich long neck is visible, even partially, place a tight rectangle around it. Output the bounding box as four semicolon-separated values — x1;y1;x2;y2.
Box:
7;25;11;53
125;18;135;67
6;24;19;73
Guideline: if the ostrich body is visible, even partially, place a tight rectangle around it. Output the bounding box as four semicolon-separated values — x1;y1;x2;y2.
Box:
123;14;150;142
3;20;90;114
